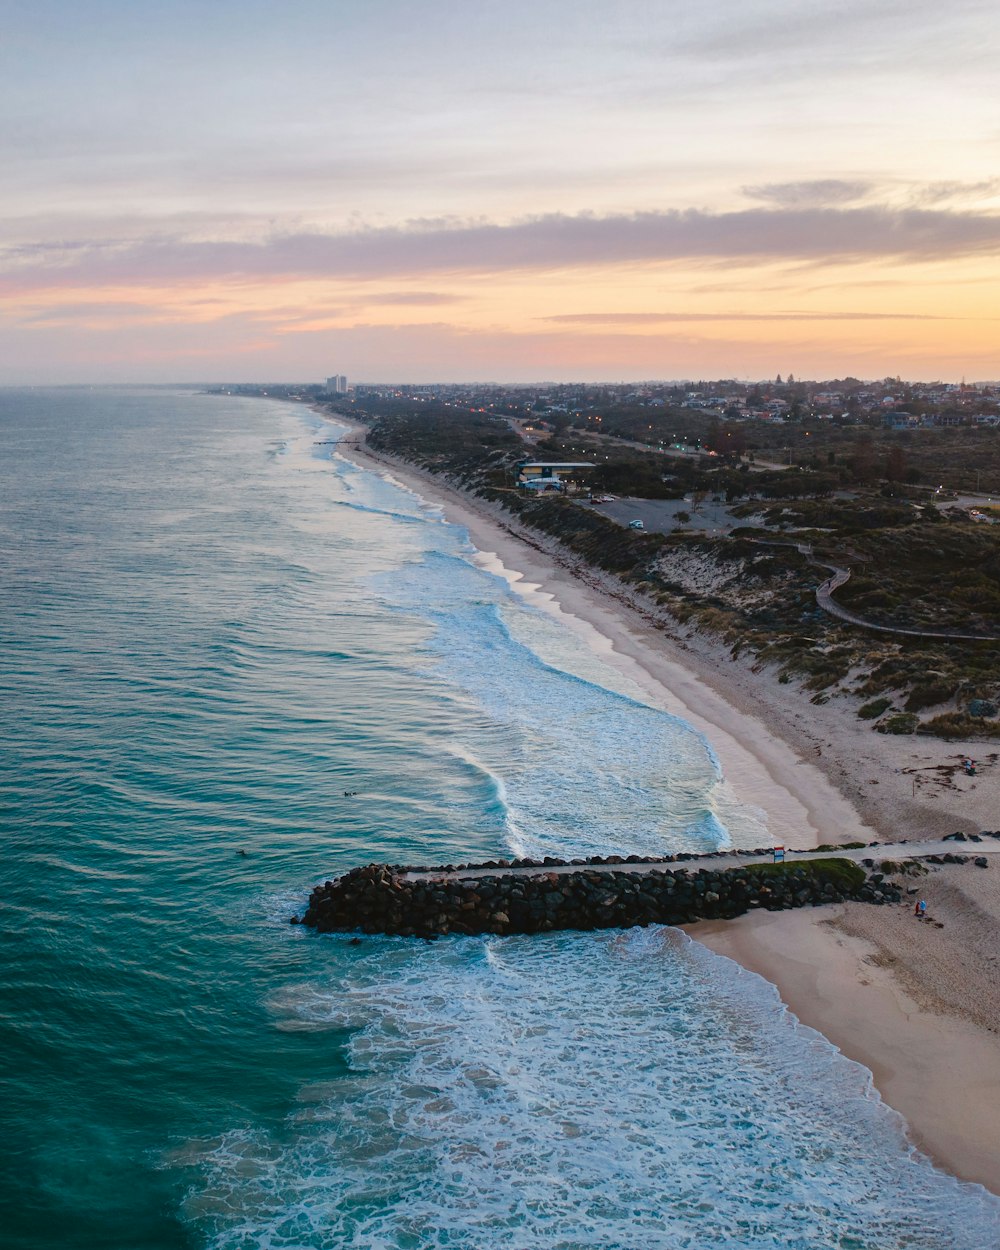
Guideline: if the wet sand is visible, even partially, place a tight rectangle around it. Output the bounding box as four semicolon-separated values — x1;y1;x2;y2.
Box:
690;865;1000;1195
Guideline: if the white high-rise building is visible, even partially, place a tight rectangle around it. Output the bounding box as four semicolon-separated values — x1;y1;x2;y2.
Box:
325;374;348;393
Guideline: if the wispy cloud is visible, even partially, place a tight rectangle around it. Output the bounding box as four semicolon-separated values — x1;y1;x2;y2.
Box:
908;178;1000;207
542;310;945;324
359;291;464;305
4;204;1000;294
673;0;995;72
743;181;874;208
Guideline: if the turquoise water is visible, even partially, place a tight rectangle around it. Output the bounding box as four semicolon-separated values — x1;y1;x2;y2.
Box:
1;388;997;1249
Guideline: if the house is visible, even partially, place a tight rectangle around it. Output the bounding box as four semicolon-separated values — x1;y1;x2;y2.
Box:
882;410;918;429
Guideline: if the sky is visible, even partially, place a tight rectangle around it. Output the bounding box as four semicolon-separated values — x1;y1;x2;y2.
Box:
2;0;1000;383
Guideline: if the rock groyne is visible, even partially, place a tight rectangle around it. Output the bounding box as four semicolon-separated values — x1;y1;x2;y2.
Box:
300;855;899;939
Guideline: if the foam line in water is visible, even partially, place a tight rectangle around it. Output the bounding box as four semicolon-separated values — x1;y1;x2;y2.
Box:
372;558;731;856
181;928;1000;1249
442;741;526;855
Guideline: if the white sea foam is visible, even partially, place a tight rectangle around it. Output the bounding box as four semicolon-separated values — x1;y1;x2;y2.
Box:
370;550;731;857
185;928;1000;1249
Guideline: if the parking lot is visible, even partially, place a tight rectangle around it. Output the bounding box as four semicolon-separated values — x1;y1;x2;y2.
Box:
584;495;748;535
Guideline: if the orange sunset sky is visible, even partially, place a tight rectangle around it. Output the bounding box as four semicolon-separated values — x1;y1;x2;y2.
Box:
3;0;1000;383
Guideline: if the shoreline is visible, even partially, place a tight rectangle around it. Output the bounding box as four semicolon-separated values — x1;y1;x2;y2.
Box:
688;894;1000;1196
321;409;1000;1196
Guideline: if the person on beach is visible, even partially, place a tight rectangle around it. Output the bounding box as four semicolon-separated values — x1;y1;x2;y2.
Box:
914;899;927;917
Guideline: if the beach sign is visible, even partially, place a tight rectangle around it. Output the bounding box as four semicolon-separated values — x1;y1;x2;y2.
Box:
773;846;785;863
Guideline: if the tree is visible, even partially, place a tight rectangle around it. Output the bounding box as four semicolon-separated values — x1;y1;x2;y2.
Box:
885;445;906;482
850;434;876;484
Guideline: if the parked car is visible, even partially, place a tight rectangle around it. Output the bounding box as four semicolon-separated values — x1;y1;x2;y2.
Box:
628;519;645;530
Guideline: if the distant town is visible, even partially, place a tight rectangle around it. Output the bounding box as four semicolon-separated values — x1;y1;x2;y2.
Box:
212;374;1000;431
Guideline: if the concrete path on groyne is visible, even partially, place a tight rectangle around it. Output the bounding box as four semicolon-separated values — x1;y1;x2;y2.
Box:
403;836;1000;883
302;839;998;938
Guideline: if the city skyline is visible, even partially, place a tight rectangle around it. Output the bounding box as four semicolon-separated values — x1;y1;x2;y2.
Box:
3;0;999;383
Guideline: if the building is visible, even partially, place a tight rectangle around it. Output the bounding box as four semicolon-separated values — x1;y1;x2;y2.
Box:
326;375;348;394
516;461;594;493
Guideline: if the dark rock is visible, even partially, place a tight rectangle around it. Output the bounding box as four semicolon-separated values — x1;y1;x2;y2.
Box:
302;849;881;939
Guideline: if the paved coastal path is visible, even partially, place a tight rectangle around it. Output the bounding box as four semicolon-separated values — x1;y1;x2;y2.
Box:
748;539;1000;641
814;563;1000;642
404;837;999;883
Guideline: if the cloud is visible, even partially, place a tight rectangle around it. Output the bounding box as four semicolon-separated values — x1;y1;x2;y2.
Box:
743;180;873;208
4;204;1000;295
359;291;464;305
542;310;944;324
909;179;1000;207
674;0;994;69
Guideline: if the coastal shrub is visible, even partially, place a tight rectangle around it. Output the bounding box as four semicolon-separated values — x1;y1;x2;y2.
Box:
858;697;892;719
850;589;902;613
693;606;739;638
804;664;847;691
876;712;919;734
904;680;956;712
919;712;1000;739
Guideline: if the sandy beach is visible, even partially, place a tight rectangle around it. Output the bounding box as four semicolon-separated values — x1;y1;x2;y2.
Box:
329;412;1000;1195
692;871;1000;1195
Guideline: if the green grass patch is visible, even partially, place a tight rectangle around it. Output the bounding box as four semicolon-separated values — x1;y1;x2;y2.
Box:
743;857;866;891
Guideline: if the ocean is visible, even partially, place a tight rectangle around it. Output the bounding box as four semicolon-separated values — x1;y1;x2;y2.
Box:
1;387;997;1249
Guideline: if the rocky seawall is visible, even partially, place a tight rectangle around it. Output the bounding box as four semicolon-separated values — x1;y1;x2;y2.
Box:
298;854;903;939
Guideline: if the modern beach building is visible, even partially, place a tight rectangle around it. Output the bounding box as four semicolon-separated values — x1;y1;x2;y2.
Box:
516;461;594;494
